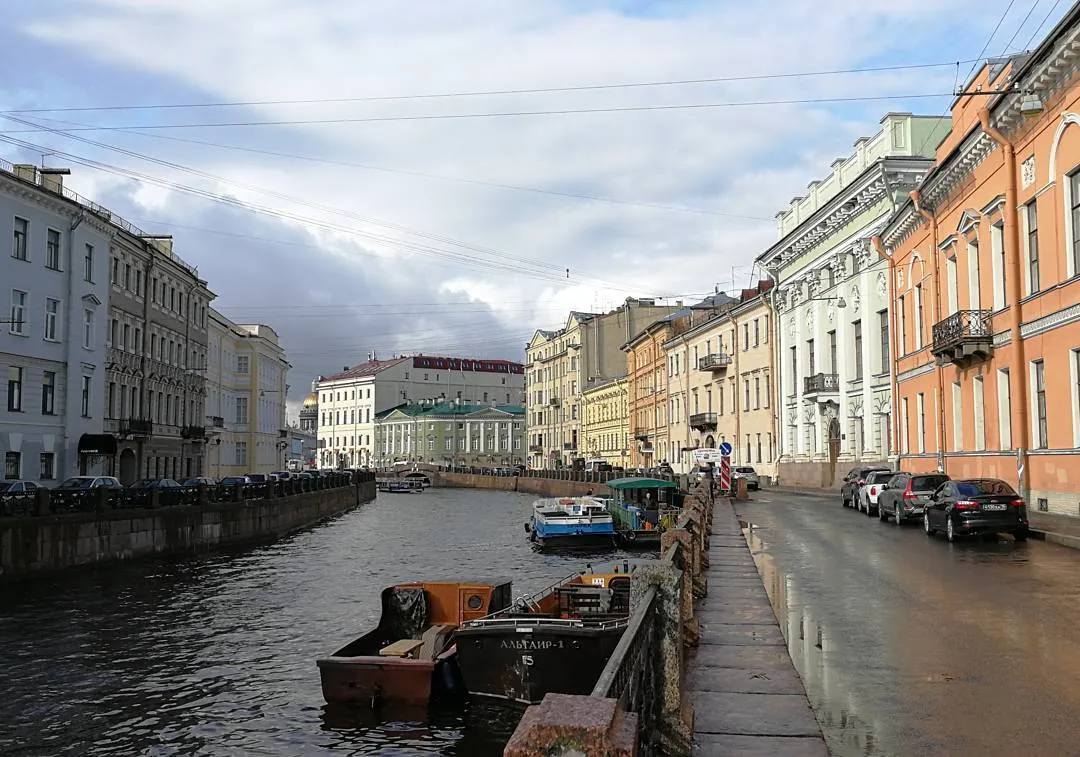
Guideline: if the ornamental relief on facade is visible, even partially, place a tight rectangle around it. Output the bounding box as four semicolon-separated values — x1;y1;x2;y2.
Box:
849;397;863;418
876;272;887;297
849;285;861;311
787;316;797;340
873;393;891;414
804;404;817;423
787;408;798;426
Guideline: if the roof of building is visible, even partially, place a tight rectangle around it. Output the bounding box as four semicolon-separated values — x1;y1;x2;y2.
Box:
376;402;526;420
301;392;318;407
319;358;408;383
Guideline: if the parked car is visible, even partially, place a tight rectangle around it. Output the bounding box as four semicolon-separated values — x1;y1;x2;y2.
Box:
182;477;216;487
923;478;1029;542
246;473;269;484
129;478;182;489
219;475;252;486
271;470;292;480
56;476;122;490
841;466;891;508
877;472;950;524
858;470;894;516
733;466;760;491
0;480;39;494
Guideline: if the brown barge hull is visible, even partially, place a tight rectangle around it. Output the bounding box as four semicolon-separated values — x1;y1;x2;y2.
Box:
317;656;439;704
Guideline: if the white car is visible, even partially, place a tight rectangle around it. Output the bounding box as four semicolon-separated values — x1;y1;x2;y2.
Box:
858;470;894;516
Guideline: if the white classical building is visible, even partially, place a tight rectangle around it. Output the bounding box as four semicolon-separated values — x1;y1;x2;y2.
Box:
315;355;524;469
1;162;112;484
759;114;950;488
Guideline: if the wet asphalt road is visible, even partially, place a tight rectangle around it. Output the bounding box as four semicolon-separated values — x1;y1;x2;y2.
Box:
736;491;1080;757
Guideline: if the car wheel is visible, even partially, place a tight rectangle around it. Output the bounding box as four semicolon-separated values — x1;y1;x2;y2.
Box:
946;516;956;543
1013;529;1028;542
878;502;888;521
893;504;903;525
924;512;936;536
841;492;848;508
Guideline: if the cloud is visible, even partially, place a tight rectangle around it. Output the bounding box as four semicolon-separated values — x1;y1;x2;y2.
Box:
4;0;1061;416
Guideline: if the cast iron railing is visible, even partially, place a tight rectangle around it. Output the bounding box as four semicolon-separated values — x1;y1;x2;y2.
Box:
688;412;717;430
932;309;992;355
697;353;732;371
803;372;839;394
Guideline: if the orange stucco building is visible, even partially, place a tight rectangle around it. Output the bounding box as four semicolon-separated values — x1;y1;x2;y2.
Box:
624;315;684;469
878;10;1080;515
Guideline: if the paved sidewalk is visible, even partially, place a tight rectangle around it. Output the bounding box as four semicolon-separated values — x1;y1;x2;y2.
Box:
768;484;1080;550
686;498;828;756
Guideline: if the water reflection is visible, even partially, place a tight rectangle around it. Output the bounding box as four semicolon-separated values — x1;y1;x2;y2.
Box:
0;488;646;756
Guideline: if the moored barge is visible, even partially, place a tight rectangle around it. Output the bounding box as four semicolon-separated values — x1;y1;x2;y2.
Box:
525;497;616;551
317;580;511;706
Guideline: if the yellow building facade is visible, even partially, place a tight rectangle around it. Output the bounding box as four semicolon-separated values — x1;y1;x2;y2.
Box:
580;378;629;468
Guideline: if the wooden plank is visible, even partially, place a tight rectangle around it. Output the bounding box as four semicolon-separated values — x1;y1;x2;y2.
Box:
379;639;424;658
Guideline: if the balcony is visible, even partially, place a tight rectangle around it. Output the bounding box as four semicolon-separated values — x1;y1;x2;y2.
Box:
689;412;718;431
932;310;993;367
563;441;577;450
181;425;205;440
803;373;839;397
697;353;732;371
529;444;544;453
120;418;153;439
548;397;560;407
632;426;650;441
208;415;225;428
279;428;290;438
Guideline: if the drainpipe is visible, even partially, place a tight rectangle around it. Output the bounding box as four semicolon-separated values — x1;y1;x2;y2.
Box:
140;248;155;480
731;310;742;465
978;108;1030;499
910;191;947;473
871;236;898;465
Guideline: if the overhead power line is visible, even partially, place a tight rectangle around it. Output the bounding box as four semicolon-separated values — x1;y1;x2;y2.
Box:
6;59;979;114
0;93;958;133
1023;0;1065;50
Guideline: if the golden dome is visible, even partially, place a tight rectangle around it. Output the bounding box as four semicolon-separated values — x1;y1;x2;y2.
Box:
302;392;318;407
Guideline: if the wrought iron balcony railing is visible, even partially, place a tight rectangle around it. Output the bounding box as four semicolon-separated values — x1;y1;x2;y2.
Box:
697;353;732;371
688;412;718;430
181;425;205;440
803;373;839;395
931;310;993;366
120;418;153;438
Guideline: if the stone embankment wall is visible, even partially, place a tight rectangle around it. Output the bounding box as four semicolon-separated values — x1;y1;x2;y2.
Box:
0;480;376;578
433;472;607;498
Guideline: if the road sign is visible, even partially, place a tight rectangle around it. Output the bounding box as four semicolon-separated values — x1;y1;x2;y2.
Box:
718;441;733;457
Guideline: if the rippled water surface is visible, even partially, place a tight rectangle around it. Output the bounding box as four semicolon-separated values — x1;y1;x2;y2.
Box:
0;488;644;756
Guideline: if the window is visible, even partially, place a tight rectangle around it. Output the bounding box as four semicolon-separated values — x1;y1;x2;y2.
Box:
1074;350;1080;448
111;257;119;284
108;382;116;418
84;244;95;282
764;375;770;408
83;309;94;349
80;375;91;417
878;310;889;374
743;323;749;350
754;377;760;409
39;452;54;480
236;397;248;424
235;442;247;466
807;339;815;376
897;296;906;355
756;433;762;463
853;320;863;379
41;371;55;415
991;222;1006;310
901;397;910;453
1072;172;1080;275
12;217;28;261
9;290;26;334
914;285;924;349
1034;360;1047;449
237;355;249;373
44;298;59;341
122;323;130;351
46;229;61;269
827;331;837;374
973;375;985;451
743;379;750;411
4;451;19;480
952;381;963;451
1026;201;1040;294
7;366;23;412
967;239;981;310
754;319;760;346
917;392;926;453
790;347;797;394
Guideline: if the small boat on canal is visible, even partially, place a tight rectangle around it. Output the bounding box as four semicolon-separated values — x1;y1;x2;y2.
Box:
604;477;682;548
317;580;512;706
454;564;634;705
377;479;422;494
524;497;616;551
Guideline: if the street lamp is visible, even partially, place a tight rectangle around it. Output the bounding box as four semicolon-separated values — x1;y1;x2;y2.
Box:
804;296;846;309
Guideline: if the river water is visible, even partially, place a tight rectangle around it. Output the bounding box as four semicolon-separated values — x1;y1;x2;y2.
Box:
0;488;647;756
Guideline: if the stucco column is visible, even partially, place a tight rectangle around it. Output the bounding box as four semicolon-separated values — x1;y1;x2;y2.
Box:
791;310;804;457
862;265;876;459
836;299;849;458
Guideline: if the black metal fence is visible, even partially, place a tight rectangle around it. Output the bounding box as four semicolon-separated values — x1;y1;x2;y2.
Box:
0;471;370;518
426;465;678;485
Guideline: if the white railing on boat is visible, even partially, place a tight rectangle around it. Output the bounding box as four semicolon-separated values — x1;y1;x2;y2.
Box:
463;616;629;630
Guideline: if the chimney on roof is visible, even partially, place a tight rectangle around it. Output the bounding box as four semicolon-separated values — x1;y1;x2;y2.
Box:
39;168;70;194
343;366;349;372
11;164;39;185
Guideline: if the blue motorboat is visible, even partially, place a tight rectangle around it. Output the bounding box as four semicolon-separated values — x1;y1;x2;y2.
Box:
525;497;616;551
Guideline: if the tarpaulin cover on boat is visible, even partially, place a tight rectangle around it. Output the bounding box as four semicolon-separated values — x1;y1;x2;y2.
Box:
385;587;428;639
605;477;677;490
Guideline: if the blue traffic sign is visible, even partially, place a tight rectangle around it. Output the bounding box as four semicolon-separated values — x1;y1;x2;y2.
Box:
718;441;733;457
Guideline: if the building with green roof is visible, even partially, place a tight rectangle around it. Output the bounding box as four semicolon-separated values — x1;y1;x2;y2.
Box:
374;400;525;468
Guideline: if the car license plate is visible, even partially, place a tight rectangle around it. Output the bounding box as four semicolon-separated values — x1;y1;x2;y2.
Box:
983;503;1007;511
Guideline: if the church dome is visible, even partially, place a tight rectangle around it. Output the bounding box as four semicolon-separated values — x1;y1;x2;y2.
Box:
302;392;318;408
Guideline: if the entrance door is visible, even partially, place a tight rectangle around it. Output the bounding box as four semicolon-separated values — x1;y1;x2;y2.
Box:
118;448;138;485
827;418;841;462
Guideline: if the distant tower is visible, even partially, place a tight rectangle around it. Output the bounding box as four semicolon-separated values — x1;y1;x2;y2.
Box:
299;381;319;434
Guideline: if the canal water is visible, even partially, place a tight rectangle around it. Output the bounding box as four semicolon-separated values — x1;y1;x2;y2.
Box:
0;488;646;756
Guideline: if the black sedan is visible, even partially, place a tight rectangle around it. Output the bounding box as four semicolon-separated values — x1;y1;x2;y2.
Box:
923;478;1029;542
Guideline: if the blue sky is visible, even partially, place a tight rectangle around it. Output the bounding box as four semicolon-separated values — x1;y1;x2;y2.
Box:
1;0;1070;414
